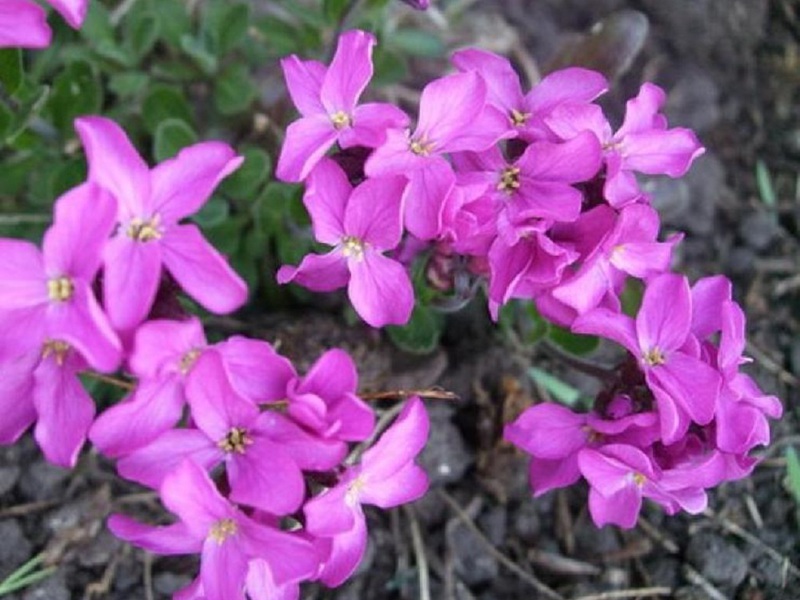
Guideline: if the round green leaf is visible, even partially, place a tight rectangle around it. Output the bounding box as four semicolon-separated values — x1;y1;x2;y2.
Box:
153;118;198;161
142;85;193;134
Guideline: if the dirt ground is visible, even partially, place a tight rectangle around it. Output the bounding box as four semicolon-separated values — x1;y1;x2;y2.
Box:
1;1;799;599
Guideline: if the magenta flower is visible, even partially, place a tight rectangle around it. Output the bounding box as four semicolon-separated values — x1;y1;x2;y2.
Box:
109;459;319;600
0;182;120;370
0;0;87;48
573;273;722;444
75;116;247;332
304;397;429;586
117;352;344;515
277;159;414;327
276;30;409;182
400;0;430;9
546;83;705;207
451;48;608;141
365;71;507;239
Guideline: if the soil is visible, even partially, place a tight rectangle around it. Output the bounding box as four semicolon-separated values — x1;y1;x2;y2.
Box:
2;1;799;599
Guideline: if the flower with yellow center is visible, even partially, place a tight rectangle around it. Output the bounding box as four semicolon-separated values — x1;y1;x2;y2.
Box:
208;517;238;544
126;215;162;242
47;276;74;302
642;347;666;366
409;137;435;156
218;427;252;454
330;111;352;130
341;236;365;261
41;339;71;365
509;108;530;127
497;166;521;194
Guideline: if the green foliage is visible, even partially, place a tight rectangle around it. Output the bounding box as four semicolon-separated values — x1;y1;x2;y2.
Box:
785;447;800;524
387;305;444;354
528;368;582;407
0;553;56;596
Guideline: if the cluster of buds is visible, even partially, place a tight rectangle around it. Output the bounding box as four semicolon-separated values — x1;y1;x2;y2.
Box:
276;30;782;526
0;116;430;599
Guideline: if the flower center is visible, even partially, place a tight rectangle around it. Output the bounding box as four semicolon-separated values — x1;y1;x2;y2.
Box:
330;111;352;130
179;349;202;375
643;347;666;366
41;339;71;365
48;276;74;302
127;215;162;242
341;236;365;260
218;427;252;454
509;108;530;127
208;518;238;544
409;137;435;156
632;472;647;487
345;476;366;507
497;166;521;194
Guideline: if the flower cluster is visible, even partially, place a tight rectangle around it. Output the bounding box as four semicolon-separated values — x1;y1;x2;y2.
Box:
277;31;782;526
0;114;430;598
0;0;88;48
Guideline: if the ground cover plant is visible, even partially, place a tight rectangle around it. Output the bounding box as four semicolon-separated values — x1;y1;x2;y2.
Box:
0;1;798;599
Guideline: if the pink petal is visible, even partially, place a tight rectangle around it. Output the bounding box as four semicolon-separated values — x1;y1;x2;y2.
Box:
44;182;116;280
652;353;720;427
572;308;639;356
160;459;233;537
75;116;151;218
344;175;405;248
401;159;454;240
529;455;582;496
297;348;356;400
544;102;610;143
636;273;691;353
161;224;248;315
320;30;375;115
359;462;428;508
616;82;667;137
504;403;587;459
228;438;305;515
255;411;346;471
275;115;338;183
277;250;349;292
551;262;612;315
361;396;429;481
691;275;732;339
216;337;296;402
0;239;46;310
510;179;584;222
416;71;487;147
587;485;641;528
317;510;368;587
0;0;50;48
201;536;249;600
186;352;259;440
240;521;320;585
611;240;677;279
246;560;300;600
346;102;410;148
326;393;375;441
151;142;243;223
347;251;414;327
0;349;38;444
103;235;162;332
450;48;524;114
89;376;184;458
281;56;326;117
0;308;46;357
526;67;608;115
117;430;220;491
622;129;705;177
364;128;428;177
46;283;121;373
603;154;642;208
304;483;356;537
303;158;350;245
46;0;88;28
128;317;207;378
516;131;602;182
33;353;93;468
108;515;201;554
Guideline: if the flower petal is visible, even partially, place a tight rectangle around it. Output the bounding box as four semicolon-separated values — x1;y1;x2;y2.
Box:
277;250;349;292
281;56;326;117
320;29;375;115
347;251;414;327
102;235;162;332
344;175;405;249
0;1;50;48
303;158;350;245
275;115;338;183
108;516;201;555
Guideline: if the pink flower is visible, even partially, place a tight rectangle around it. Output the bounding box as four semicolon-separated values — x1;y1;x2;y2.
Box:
75;116;247;332
109;459;319;600
546;83;705;208
0;0;88;48
451;48;608;141
304;397;429;586
277;159;414;327
365;71;507;239
573;273;722;444
276;30;409;182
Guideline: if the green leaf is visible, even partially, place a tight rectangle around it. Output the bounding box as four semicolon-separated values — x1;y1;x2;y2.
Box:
153;0;192;48
0;101;13;140
548;326;600;356
389;28;445;57
153;118;198;161
220;146;271;200
785;447;800;516
46;61;103;134
498;300;549;345
386;305;443;354
0;49;23;96
528;367;582;407
180;35;218;76
142;85;193;134
192;196;230;228
323;0;352;23
129;12;160;60
214;63;257;116
756;159;777;209
217;4;251;55
108;72;149;97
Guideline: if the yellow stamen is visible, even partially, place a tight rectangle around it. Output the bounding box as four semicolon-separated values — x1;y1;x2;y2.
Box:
341;236;365;260
633;472;647;487
330;111;352;130
497;166;521;194
42;340;70;365
208;518;238;544
218;427;252;454
345;476;366;507
179;349;202;375
510;108;530;126
409;137;435;156
48;276;74;302
643;347;666;366
127;215;162;242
